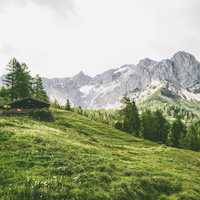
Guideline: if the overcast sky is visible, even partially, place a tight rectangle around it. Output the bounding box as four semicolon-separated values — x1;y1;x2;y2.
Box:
0;0;200;78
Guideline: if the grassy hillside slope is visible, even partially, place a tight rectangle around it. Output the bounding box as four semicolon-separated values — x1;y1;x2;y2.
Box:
0;110;200;200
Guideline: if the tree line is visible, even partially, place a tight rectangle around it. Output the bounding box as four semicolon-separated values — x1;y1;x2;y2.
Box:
56;96;200;152
1;58;199;151
116;97;200;151
0;58;49;104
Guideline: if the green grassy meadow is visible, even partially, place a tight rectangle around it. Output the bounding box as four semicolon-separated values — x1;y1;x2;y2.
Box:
0;110;200;200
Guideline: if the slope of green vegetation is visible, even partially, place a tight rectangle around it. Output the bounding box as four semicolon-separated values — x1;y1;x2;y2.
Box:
0;110;200;200
139;88;200;120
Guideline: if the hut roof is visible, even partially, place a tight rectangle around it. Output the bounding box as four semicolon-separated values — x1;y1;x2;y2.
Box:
7;98;50;109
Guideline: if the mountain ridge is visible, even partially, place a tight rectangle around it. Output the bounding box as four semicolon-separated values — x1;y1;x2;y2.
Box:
1;51;200;109
42;51;200;108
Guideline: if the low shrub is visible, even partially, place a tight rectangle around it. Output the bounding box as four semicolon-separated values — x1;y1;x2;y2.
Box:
0;130;13;141
30;109;54;122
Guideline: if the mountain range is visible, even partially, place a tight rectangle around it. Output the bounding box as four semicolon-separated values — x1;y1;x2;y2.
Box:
1;51;200;110
42;51;200;109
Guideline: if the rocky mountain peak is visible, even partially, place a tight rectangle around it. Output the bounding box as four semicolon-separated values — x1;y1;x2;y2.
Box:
172;51;197;64
1;51;200;109
73;71;91;84
137;58;157;67
73;71;89;79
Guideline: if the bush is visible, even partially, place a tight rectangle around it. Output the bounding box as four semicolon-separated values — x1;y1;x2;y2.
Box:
30;109;54;122
0;130;13;141
114;121;123;131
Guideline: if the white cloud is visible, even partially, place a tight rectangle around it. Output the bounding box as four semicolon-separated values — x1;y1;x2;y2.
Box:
0;0;200;77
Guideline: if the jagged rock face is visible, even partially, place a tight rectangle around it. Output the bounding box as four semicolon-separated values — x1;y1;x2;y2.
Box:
1;51;200;108
172;52;200;88
41;51;200;108
43;72;92;106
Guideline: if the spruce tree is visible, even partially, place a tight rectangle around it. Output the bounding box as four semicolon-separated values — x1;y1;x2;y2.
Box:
65;99;71;111
170;118;186;147
4;58;32;101
4;58;20;100
0;86;10;105
153;110;169;143
141;110;155;140
18;63;33;99
186;122;200;151
33;74;49;102
119;97;140;135
77;106;83;114
141;110;169;143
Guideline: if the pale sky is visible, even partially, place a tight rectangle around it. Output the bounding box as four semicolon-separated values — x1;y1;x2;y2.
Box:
0;0;200;78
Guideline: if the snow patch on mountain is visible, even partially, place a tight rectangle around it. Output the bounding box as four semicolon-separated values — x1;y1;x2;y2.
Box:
114;65;131;74
181;89;200;101
2;51;200;109
80;85;94;97
96;81;120;95
35;51;200;108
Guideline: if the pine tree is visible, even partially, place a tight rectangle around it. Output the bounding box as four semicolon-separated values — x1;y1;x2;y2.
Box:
77;106;83;114
186;122;200;151
170;118;186;147
153;110;169;143
0;86;10;105
4;58;20;100
4;58;32;101
119;97;140;135
65;99;71;111
33;74;49;102
18;63;33;99
141;110;169;143
141;110;155;140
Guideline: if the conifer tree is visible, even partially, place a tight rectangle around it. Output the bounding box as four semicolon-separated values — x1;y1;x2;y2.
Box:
141;110;155;140
78;106;83;114
33;74;49;102
0;86;10;105
4;58;20;100
119;97;140;135
153;110;169;143
4;58;32;101
65;99;71;111
186;122;200;151
141;110;169;143
170;118;186;147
